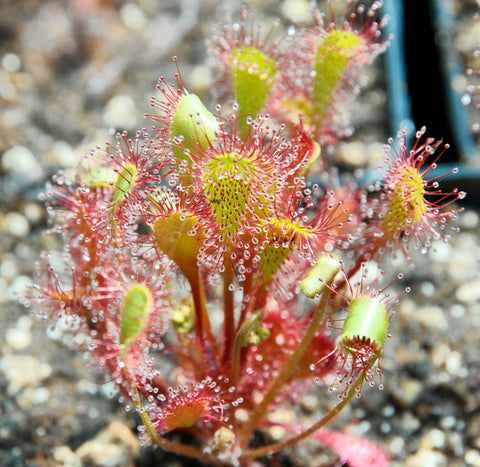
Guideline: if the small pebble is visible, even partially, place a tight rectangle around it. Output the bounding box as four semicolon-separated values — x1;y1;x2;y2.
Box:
0;77;17;102
414;305;448;331
99;380;118;399
382;404;395;417
45;140;79;168
267;409;295;424
400;412;421;435
0;426;10;440
22;202;45;224
388;436;405;456
465;449;480;466
0;255;19;279
431;343;453;369
449;303;466;318
103;95;139;130
188;65;212;95
380;421;391;434
0;354;52;393
404;448;447;467
281;0;311;22
0;278;7;303
266;425;286;441
428;241;454;262
5;327;32;350
445;350;464;376
456;279;480;303
75;420;139;467
1;53;21;72
440;415;457;430
88;407;100;419
1;145;44;180
300;394;319;413
46;313;78;341
419;280;436;297
447;431;465;458
355;420;372;436
16;386;50;410
392;378;423;407
7;275;31;301
3;212;30;238
53;446;80;467
77;378;98;395
120;3;147;30
419;428;446;450
459;210;479;229
336;141;368;167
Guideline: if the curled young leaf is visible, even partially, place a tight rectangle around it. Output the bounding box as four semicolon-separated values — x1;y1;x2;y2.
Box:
300;253;342;298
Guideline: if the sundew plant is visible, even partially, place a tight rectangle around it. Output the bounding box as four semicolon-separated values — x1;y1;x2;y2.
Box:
24;1;466;465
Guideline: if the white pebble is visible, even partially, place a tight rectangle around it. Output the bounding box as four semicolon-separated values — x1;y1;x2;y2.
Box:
440;415;457;430
449;304;466;318
428;240;453;262
0;79;16;101
448;431;465;457
445;350;464;376
88;407;100;419
120;3;147;30
7;275;31;301
1;146;44;180
388;436;405;455
0;255;18;279
78;378;98;395
415;305;448;331
402;412;421;433
1;53;21;72
17;315;33;330
5;327;32;350
103;95;139;130
420;428;446;450
23;202;44;224
404;448;447;467
456;279;480;304
0;278;7;304
4;212;30;238
281;0;311;23
396;379;423;407
336;141;368;166
420;280;436;297
46;141;79;168
53;446;80;466
465;449;480;466
188;65;212;95
100;380;118;398
459;210;479;229
17;386;51;410
0;354;52;393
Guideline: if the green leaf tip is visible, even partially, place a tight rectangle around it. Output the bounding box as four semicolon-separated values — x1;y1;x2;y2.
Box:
171;93;219;160
231;46;277;126
313;30;362;128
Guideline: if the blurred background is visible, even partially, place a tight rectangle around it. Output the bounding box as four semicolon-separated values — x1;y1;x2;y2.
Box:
1;0;480;466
